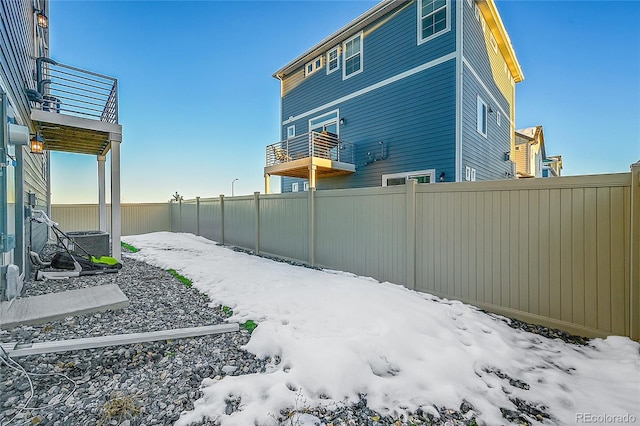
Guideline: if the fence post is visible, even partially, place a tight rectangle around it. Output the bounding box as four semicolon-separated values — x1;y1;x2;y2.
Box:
309;188;316;266
220;194;225;245
254;192;260;254
168;202;173;232
406;179;416;290
630;162;640;340
179;199;182;233
196;197;201;236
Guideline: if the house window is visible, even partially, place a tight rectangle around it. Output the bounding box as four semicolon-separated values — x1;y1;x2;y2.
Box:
471;168;477;182
489;33;498;53
305;56;323;77
497;111;501;126
327;47;340;74
303;182;309;192
287;125;295;138
382;169;435;186
465;166;471;181
418;0;449;44
292;182;299;192
476;96;488;137
343;33;362;79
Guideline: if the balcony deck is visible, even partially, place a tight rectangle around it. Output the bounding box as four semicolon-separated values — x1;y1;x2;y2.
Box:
28;58;121;156
264;132;355;180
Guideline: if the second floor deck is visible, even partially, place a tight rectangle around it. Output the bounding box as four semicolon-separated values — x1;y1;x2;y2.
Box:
264;131;355;179
28;57;121;156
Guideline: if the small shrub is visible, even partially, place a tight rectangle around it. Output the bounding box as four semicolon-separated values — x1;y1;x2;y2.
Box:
221;305;233;316
167;269;192;288
101;391;140;424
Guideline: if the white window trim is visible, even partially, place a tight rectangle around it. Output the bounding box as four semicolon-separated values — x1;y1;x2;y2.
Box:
326;46;340;75
292;182;299;192
471;168;477;182
417;0;451;46
287;125;296;138
476;95;488;138
465;166;471;181
342;32;363;80
303;182;309;192
497;111;501;127
309;109;340;136
382;169;436;186
305;55;323;77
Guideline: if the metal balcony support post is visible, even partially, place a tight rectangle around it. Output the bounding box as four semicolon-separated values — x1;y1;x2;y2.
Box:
308;164;317;189
110;137;121;261
97;155;107;232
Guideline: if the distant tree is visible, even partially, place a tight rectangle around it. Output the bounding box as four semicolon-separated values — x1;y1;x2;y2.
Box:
170;192;184;203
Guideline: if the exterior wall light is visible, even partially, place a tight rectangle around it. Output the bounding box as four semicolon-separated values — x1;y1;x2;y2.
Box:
35;10;48;29
339;118;346;125
30;135;44;154
439;171;445;182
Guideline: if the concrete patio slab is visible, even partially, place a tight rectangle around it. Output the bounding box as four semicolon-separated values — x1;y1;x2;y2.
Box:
0;284;129;329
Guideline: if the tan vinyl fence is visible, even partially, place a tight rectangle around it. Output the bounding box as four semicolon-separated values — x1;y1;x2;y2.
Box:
51;165;640;340
51;203;171;236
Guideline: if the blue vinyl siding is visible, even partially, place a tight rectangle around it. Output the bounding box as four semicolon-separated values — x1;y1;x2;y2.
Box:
282;0;457;121
283;58;456;191
461;69;511;180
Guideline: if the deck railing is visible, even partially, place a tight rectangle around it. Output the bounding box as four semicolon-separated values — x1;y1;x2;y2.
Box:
30;57;118;123
266;131;354;167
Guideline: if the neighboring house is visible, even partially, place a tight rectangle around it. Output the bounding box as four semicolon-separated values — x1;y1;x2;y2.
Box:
1;0;122;299
542;155;562;177
264;0;524;193
514;126;562;178
514;126;545;178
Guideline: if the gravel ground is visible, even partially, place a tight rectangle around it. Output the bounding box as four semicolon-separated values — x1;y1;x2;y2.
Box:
1;244;590;426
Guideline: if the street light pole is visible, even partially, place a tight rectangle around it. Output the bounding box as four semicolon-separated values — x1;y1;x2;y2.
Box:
232;178;239;197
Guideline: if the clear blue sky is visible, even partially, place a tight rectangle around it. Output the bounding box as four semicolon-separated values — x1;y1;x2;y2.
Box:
48;0;640;203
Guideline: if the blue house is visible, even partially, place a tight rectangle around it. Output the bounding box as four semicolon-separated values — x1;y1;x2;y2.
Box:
264;0;524;193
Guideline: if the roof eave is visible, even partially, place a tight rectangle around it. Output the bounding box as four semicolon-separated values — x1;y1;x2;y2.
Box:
273;0;407;80
477;0;524;83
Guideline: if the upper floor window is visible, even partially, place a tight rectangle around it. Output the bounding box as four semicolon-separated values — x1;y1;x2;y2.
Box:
327;46;340;74
305;56;323;77
477;96;488;137
418;0;449;45
343;33;362;79
287;125;296;138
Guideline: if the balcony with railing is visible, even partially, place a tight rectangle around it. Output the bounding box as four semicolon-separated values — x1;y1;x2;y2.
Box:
28;57;121;156
264;131;355;181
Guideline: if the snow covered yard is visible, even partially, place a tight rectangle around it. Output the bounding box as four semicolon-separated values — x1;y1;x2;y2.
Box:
124;232;640;426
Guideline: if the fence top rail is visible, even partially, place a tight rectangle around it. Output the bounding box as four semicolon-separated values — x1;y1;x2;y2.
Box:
415;172;631;194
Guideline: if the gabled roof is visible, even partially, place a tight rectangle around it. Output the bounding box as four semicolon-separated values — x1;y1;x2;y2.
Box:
273;0;524;83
